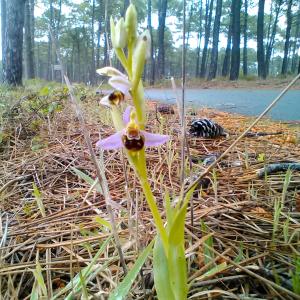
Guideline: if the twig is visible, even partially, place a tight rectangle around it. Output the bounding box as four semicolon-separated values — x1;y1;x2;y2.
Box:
185;72;300;195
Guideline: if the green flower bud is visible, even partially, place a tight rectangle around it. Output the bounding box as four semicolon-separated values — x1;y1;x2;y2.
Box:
125;4;137;42
110;16;117;48
115;18;127;48
132;34;147;91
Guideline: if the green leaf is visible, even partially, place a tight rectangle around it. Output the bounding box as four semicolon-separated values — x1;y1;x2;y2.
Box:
30;280;40;300
153;235;175;300
95;215;112;230
201;221;215;265
165;188;194;300
197;262;227;281
169;187;195;246
257;153;265;162
109;239;154;300
70;167;103;194
33;183;46;217
39;86;50;96
52;236;112;300
164;190;174;232
32;262;48;297
168;243;188;300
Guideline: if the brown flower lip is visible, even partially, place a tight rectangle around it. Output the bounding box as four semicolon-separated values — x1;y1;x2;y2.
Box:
108;91;125;105
122;134;145;151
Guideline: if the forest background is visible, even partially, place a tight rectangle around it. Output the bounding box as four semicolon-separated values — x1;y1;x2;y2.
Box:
1;0;300;86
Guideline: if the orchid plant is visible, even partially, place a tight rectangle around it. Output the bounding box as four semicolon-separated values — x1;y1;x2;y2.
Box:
96;4;194;300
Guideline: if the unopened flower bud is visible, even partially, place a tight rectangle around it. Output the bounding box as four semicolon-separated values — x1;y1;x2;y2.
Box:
125;4;137;42
110;17;117;48
132;35;147;90
115;18;127;48
139;30;151;59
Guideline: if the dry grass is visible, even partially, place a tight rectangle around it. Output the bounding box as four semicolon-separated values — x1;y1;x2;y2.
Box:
0;87;300;299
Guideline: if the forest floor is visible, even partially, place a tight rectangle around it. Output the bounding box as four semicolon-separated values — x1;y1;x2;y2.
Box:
151;76;300;89
0;82;300;299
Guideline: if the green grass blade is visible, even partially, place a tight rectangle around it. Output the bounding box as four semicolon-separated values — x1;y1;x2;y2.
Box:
109;239;154;300
201;221;215;265
95;215;112;230
71;166;103;194
33;183;46;217
30;279;40;300
52;236;112;299
31;262;48;297
197;262;227;281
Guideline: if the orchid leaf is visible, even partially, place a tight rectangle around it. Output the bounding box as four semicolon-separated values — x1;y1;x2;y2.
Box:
153;235;175;300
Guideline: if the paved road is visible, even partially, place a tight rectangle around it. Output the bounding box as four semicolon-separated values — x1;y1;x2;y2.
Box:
144;88;300;121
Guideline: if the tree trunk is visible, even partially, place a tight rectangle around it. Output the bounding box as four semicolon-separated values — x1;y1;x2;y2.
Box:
281;0;293;75
229;0;241;80
200;0;214;78
157;0;168;79
257;0;266;78
265;0;282;76
242;0;248;76
96;0;102;68
24;0;35;79
3;0;25;85
103;17;109;66
147;0;155;85
291;4;300;73
1;0;6;68
207;0;222;80
195;0;203;77
90;0;96;84
186;0;194;47
47;0;54;80
222;0;234;77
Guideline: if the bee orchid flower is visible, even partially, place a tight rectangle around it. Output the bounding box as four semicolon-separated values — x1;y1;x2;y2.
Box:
96;67;131;107
96;106;169;151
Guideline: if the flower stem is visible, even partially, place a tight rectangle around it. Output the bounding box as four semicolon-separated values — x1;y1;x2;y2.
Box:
115;48;129;75
131;150;168;254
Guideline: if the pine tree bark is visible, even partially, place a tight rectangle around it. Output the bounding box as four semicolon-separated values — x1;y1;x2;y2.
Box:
257;0;266;78
90;0;96;84
195;0;203;77
229;0;241;80
291;3;300;73
242;0;248;76
157;0;168;79
265;0;282;76
24;0;35;79
281;0;293;75
1;0;6;68
3;0;25;85
147;0;155;85
222;0;234;77
200;0;214;78
207;0;222;80
96;0;102;68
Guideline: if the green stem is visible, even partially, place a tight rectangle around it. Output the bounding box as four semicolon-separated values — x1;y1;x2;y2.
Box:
115;48;129;75
131;81;146;130
130;150;168;254
127;40;134;78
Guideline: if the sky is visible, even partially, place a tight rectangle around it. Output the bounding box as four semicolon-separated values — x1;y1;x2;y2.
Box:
0;0;292;60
